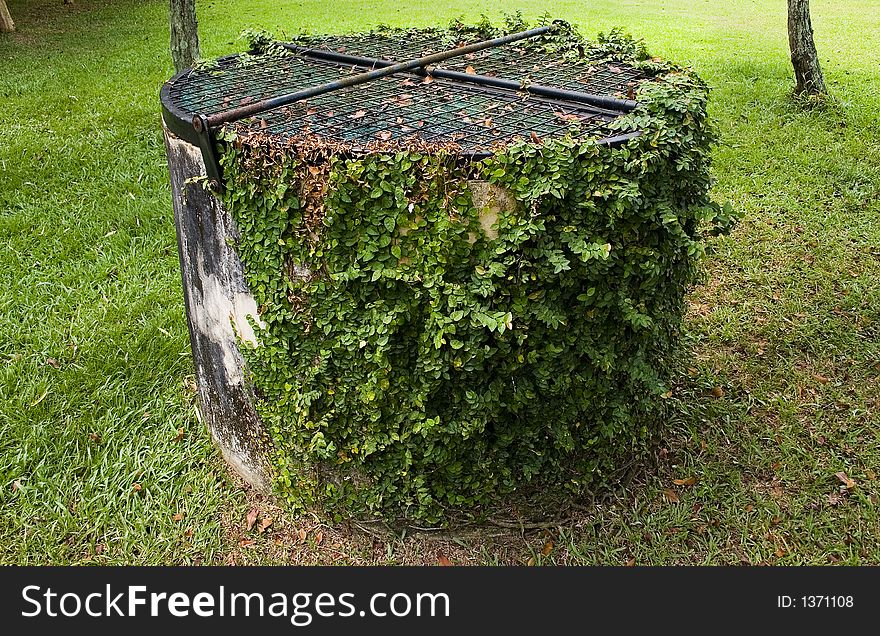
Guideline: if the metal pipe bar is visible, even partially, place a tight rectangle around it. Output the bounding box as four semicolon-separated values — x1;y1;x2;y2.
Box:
202;24;556;128
286;44;638;114
425;67;637;113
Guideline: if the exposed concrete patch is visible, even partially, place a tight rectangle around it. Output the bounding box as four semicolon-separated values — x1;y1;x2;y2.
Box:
468;180;517;242
164;125;271;493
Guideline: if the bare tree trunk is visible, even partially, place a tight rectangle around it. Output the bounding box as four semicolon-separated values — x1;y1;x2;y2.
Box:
169;0;200;73
788;0;826;95
0;0;15;33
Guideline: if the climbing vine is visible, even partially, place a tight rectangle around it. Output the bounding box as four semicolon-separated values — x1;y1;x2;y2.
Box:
217;19;734;523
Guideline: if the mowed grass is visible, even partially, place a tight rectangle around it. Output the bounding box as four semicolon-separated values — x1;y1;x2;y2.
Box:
1;0;878;565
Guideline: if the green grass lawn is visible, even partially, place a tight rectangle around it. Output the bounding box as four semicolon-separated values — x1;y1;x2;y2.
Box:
1;0;878;565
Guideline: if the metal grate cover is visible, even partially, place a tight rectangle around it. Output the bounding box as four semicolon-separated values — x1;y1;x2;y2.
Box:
160;24;648;185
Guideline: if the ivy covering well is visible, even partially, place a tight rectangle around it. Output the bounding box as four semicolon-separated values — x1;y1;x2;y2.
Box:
217;18;735;523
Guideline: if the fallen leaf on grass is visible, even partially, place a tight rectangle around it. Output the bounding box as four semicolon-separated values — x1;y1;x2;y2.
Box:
541;540;554;557
526;556;536;566
812;374;829;384
673;477;697;487
29;389;49;407
173;427;185;442
745;504;754;513
314;530;324;546
246;508;258;531
12;480;21;492
774;547;786;558
132;483;142;492
710;386;724;398
88;432;101;443
663;489;680;503
625;558;636;567
258;517;273;533
239;539;255;548
866;469;876;481
46;358;59;369
437;553;452;566
297;528;308;542
835;471;856;489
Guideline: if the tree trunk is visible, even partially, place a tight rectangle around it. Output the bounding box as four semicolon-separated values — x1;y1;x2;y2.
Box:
0;0;15;33
787;0;826;95
169;0;200;73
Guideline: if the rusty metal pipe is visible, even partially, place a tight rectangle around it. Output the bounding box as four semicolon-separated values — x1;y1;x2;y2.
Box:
201;24;556;128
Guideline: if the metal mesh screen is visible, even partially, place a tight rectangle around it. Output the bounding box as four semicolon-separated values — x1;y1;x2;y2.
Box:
295;32;645;99
252;72;613;154
165;31;645;155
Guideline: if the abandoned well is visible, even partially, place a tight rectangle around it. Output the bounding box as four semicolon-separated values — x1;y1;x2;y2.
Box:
160;20;724;521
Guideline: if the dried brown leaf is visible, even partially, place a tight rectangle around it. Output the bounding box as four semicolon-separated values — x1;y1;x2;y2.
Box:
663;489;680;503
246;508;258;531
437;553;452;566
673;477;697;487
173;512;184;522
711;386;724;398
46;358;59;369
349;110;367;119
835;471;856;489
258;516;273;533
541;540;554;556
314;530;324;545
465;65;476;75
